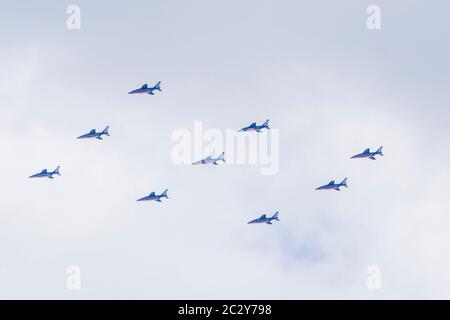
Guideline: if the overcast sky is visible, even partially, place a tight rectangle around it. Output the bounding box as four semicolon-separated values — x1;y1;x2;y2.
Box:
1;0;450;299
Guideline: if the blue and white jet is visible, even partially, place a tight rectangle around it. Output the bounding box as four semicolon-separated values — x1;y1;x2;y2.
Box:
239;119;270;132
128;81;162;95
316;178;348;191
351;146;383;160
77;126;110;140
29;166;61;179
192;152;225;165
137;189;169;202
248;212;279;225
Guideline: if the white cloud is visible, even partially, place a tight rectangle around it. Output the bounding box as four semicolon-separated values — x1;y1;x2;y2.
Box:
1;0;449;299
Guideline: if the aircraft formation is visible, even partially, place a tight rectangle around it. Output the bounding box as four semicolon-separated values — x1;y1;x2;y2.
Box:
28;80;384;225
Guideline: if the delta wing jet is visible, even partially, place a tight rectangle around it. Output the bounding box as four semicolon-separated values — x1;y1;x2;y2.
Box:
77;126;110;140
239;119;270;132
29;166;61;179
316;178;348;191
128;81;162;95
192;152;225;165
248;212;279;224
137;189;169;202
351;146;383;160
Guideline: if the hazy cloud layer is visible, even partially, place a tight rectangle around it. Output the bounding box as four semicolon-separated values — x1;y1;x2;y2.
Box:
1;1;449;298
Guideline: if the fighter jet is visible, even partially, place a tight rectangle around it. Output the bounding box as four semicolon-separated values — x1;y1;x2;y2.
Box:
351;146;383;160
316;178;348;191
248;212;279;225
128;81;162;95
77;126;110;140
192;152;225;165
239;119;270;132
137;189;169;202
29;166;61;179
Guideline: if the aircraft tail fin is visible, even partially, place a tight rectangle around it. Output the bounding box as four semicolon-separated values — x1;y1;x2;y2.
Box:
54;166;61;175
262;119;270;128
162;189;169;198
376;146;383;156
155;81;162;91
341;178;348;187
213;152;225;165
272;211;279;221
102;126;110;136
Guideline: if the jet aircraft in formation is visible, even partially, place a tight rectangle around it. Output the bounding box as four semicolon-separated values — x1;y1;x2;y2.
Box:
128;81;162;95
192;152;225;165
316;178;348;191
29;166;61;179
137;189;169;202
27;79;385;225
239;119;270;132
77;126;110;140
248;212;279;225
351;146;383;160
